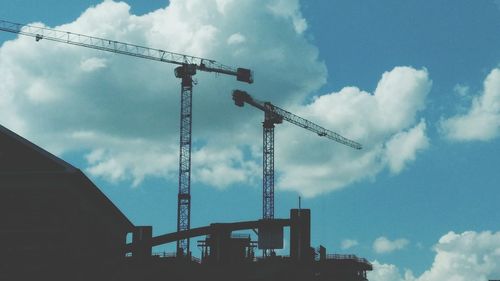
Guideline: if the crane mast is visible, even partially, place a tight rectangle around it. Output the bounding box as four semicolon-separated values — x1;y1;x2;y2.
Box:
233;90;361;252
263;112;278;219
175;65;196;256
0;19;253;258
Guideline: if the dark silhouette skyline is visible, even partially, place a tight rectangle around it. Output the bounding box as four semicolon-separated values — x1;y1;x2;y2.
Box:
0;124;371;280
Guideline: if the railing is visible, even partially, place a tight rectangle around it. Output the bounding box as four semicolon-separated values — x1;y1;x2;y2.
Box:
231;233;251;239
151;251;201;263
255;255;290;262
152;251;177;258
326;254;371;265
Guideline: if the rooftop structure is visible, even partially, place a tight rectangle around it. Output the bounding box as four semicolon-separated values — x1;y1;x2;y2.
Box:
0;124;371;280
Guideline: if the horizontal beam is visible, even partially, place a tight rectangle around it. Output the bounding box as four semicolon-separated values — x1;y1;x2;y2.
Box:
125;219;291;253
0;19;253;82
232;90;362;150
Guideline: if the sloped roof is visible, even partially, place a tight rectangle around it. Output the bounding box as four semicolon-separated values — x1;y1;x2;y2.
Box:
0;125;75;173
0;124;134;230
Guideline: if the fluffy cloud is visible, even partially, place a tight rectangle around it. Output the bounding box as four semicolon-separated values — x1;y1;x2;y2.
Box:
368;261;415;281
373;236;409;254
227;33;246;45
440;68;500;141
80;57;108;72
340;239;359;250
0;0;323;188
191;145;260;188
266;0;308;34
368;231;500;281
453;84;469;97
0;0;431;196
385;121;429;174
277;67;431;197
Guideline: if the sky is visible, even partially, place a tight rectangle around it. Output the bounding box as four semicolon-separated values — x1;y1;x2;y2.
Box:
1;0;500;280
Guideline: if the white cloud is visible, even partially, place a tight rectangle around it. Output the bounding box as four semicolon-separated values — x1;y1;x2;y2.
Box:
25;79;61;103
373;236;409;254
227;33;246;45
276;66;432;197
368;261;415;281
417;231;500;281
72;131;179;187
191;145;260;188
368;231;500;281
385;120;429;174
0;0;324;190
453;84;469;97
266;0;308;34
80;57;107;72
440;68;500;141
0;1;431;197
340;239;359;250
215;0;234;15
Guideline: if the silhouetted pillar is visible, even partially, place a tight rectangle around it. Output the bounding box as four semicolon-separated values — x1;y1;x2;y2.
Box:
319;245;326;261
290;209;311;262
132;226;152;261
208;227;231;263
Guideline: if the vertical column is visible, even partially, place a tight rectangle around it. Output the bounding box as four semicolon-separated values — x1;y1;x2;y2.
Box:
263;114;275;220
290;208;311;261
132;226;152;262
175;65;195;257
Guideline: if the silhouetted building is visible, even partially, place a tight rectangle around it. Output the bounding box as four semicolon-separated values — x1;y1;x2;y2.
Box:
0;124;372;281
0;125;134;280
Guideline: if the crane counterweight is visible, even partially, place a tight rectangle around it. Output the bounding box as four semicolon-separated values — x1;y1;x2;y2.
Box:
236;68;253;83
175;64;197;78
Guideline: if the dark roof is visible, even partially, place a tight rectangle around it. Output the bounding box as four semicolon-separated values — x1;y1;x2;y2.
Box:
0;125;75;173
0;124;134;230
73;169;135;230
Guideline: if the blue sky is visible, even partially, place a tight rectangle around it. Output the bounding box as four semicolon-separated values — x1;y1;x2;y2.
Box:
1;1;500;280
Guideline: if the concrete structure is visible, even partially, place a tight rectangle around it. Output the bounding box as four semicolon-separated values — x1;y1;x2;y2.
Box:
0;125;134;280
0;124;372;281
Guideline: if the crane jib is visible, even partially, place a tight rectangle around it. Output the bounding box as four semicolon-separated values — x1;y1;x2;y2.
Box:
232;90;362;150
0;19;253;84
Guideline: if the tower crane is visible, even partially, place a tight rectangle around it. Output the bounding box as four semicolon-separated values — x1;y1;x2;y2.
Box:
0;19;253;257
232;90;361;252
